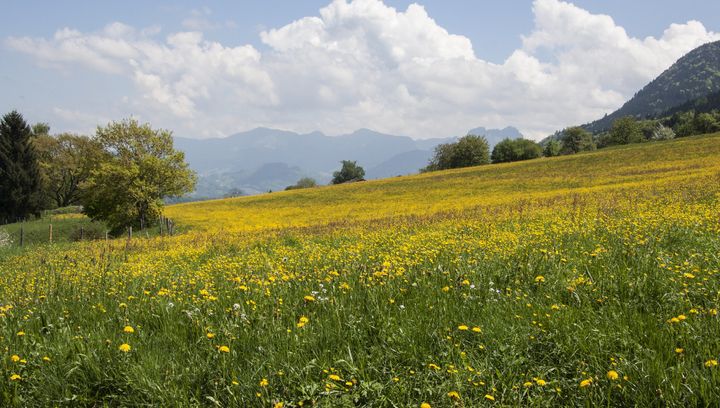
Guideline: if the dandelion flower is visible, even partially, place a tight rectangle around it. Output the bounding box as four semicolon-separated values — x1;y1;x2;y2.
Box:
42;356;51;362
118;343;131;353
534;275;545;283
535;379;546;386
10;355;20;362
123;325;134;333
420;403;431;408
675;348;684;354
274;403;284;408
328;374;341;381
458;325;469;331
705;359;718;368
218;345;230;353
607;370;619;380
523;381;533;387
303;295;315;302
16;331;25;337
260;378;269;387
447;391;460;400
580;378;592;388
9;374;20;381
206;332;215;339
484;394;495;401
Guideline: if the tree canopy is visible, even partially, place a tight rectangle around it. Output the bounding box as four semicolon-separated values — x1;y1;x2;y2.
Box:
81;119;196;232
34;133;107;208
559;127;595;155
422;134;490;172
332;161;365;184
491;138;542;163
286;177;318;190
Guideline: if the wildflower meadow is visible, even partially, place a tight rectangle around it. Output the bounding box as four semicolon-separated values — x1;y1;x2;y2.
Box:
1;134;719;406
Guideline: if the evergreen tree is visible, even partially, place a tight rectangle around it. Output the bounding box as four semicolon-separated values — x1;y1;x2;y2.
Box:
0;111;44;222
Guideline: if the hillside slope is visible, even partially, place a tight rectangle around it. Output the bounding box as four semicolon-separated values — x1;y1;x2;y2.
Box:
166;133;720;231
585;40;720;133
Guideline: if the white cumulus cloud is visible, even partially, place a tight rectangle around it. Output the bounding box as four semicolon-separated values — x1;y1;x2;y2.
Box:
5;0;720;139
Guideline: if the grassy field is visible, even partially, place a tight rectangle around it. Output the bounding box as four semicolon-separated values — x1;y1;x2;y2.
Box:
0;135;719;406
0;209;107;251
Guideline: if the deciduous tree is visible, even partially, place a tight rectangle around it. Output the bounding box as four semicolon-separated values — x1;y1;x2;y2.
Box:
82;119;196;232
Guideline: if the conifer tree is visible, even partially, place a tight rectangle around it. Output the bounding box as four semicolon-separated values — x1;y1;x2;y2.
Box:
0;111;44;221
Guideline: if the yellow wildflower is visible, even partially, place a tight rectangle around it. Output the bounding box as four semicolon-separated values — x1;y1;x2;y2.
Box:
607;370;619;380
118;343;131;353
218;345;230;353
123;325;134;333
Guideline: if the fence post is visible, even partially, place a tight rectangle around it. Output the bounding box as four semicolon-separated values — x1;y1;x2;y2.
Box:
128;226;132;240
49;224;53;244
80;226;84;241
20;225;24;247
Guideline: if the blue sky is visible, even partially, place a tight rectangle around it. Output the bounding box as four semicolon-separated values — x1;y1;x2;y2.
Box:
2;0;719;139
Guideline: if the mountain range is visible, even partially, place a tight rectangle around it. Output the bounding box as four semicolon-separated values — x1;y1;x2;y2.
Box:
584;40;720;133
175;126;522;197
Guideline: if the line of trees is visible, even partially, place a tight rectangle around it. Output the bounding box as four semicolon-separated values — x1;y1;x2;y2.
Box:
421;134;545;173
547;108;720;155
0;111;196;233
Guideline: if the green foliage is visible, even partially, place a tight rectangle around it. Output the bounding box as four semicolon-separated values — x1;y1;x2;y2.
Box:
82;119;196;233
34;133;107;208
602;116;645;147
30;122;50;137
0;111;44;222
285;177;318;190
670;110;720;137
491;138;542;163
559;127;596;154
332;161;365;184
542;139;562;157
423;134;490;172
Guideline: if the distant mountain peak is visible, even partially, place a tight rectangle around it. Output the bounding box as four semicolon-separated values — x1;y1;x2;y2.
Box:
466;126;524;147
